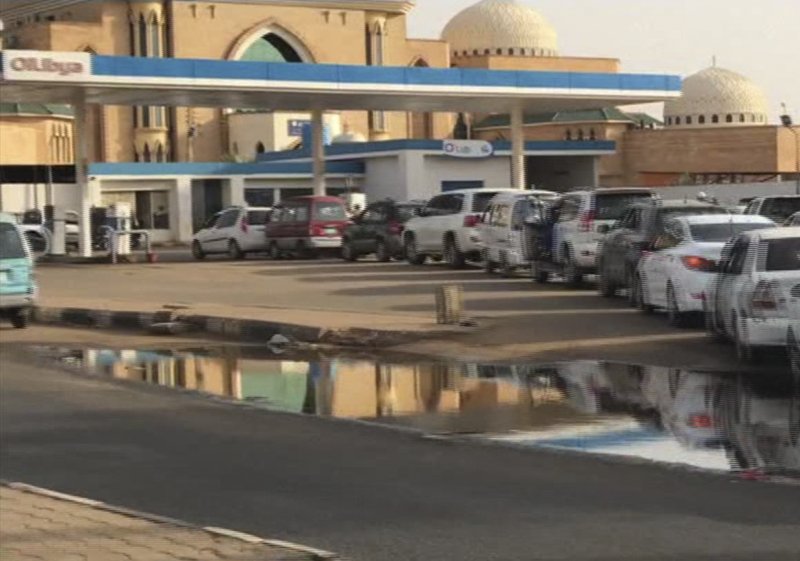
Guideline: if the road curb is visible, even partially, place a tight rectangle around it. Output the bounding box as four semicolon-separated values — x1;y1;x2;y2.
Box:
1;480;339;560
32;305;439;348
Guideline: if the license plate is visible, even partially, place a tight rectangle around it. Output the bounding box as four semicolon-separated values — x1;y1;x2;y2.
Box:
325;228;337;236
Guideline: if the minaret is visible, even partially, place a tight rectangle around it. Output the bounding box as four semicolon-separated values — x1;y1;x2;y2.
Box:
130;1;169;162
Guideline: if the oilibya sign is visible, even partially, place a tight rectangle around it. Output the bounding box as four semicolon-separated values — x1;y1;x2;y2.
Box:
442;140;494;158
2;50;91;81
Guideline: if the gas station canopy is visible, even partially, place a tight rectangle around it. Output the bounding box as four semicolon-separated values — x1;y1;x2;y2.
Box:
0;50;681;112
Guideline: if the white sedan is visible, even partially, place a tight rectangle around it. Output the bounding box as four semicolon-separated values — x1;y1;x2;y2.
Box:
705;226;800;362
635;215;776;327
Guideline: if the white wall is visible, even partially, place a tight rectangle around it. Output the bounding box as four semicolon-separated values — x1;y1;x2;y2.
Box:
363;156;405;201
0;183;80;214
418;154;511;198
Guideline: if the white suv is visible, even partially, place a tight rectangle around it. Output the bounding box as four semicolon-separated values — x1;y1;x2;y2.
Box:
705;226;800;362
552;188;654;277
404;188;520;268
192;206;271;260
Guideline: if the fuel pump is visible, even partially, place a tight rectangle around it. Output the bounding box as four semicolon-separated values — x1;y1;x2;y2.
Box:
107;202;132;256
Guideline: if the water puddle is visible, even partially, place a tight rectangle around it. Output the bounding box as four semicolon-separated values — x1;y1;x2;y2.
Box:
36;346;799;480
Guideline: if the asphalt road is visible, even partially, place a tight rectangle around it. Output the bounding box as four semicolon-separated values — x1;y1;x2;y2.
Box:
2;346;799;561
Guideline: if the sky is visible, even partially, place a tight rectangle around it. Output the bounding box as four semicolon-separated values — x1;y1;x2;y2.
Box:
407;0;799;121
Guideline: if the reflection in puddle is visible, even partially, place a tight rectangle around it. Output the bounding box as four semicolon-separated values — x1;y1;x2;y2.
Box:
41;347;799;478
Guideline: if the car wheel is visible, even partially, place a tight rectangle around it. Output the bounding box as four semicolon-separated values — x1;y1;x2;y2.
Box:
444;235;466;269
228;240;244;260
563;249;581;287
788;327;800;379
635;274;654;314
269;242;282;260
626;269;639;307
733;313;756;363
405;235;426;266
341;240;358;262
191;241;205;260
704;300;727;343
375;239;391;263
10;308;29;329
499;253;515;278
531;261;549;284
666;283;688;328
483;250;496;275
25;231;47;254
597;260;615;297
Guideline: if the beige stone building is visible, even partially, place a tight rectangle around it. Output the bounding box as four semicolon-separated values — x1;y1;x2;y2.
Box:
1;0;796;190
0;0;621;166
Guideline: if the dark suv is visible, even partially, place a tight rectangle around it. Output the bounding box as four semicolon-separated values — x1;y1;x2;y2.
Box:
342;200;425;261
597;199;728;299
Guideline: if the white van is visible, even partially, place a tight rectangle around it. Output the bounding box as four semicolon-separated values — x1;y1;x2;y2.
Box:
479;190;558;276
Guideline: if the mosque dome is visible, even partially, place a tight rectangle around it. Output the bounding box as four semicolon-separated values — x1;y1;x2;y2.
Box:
442;0;558;58
331;130;367;144
664;66;770;128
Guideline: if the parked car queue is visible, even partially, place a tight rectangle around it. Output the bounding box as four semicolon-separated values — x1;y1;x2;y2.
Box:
190;191;799;369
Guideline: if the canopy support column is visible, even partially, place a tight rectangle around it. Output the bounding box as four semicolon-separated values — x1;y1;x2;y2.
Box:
511;106;525;190
73;96;93;258
312;109;326;196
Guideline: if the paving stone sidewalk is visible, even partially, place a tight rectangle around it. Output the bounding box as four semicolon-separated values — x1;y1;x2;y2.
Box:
0;486;319;561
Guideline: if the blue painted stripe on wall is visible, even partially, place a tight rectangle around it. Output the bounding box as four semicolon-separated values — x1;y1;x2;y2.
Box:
90;55;682;92
255;139;616;163
89;161;365;176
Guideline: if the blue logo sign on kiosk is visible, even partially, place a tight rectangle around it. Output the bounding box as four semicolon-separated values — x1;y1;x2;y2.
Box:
287;119;310;137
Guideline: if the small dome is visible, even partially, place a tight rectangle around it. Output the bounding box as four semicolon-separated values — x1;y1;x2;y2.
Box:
664;67;769;128
331;131;366;144
442;0;558;58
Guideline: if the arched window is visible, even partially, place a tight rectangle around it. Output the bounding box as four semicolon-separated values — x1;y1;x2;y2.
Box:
726;114;733;123
149;12;160;58
686;116;693;125
666;117;672;125
256;141;265;154
565;129;572;141
589;128;596;140
155;143;164;163
739;114;745;122
241;32;304;63
142;143;151;162
712;114;719;123
750;114;755;122
496;48;502;55
699;115;705;124
138;13;148;57
577;129;584;141
676;117;681;125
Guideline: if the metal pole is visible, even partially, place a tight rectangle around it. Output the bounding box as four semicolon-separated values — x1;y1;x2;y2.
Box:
312;109;326;196
73;96;93;257
511;106;525;190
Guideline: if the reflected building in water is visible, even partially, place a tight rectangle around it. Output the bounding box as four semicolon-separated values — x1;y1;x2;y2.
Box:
74;348;799;476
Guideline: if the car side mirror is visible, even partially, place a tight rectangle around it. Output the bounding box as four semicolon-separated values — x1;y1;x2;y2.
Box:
597;224;611;234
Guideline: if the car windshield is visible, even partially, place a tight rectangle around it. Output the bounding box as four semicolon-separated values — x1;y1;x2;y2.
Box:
314;202;347;221
473;192;503;213
761;198;800;221
0;223;27;259
764;237;800;271
689;222;775;242
595;193;652;220
247;210;270;225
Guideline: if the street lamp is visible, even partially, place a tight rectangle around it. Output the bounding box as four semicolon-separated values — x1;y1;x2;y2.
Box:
780;104;799;195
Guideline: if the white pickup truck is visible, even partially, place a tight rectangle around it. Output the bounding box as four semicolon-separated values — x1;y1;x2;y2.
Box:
18;209;79;252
